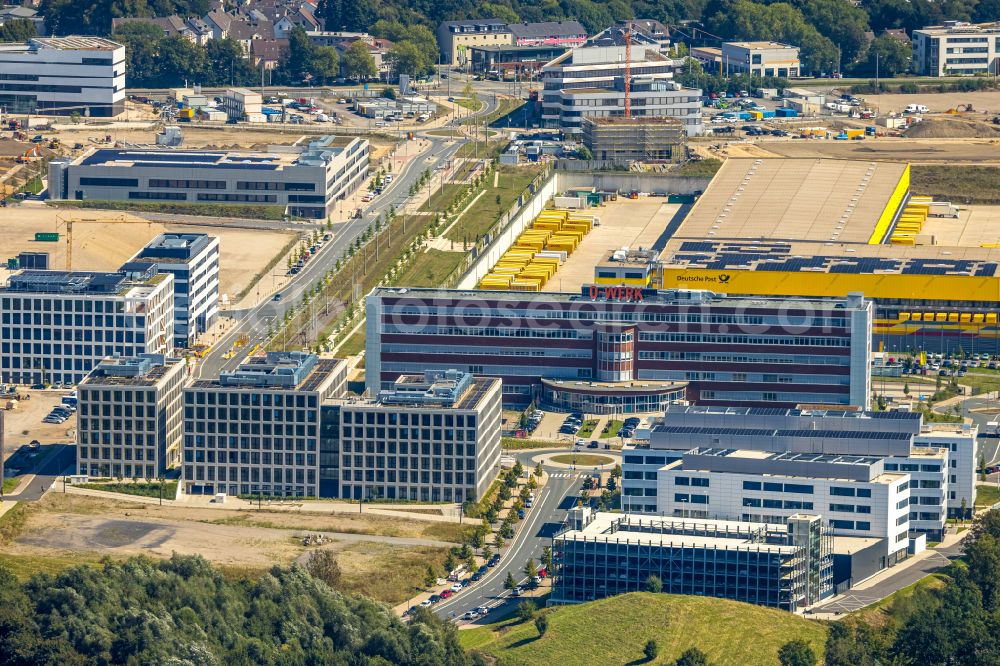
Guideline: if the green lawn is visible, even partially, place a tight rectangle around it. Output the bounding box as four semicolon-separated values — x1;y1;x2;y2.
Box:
599;420;623;439
419;183;464;213
550;454;614;467
337;327;366;357
460;592;827;666
76;481;177;499
0;551;112;581
501;438;569;450
978;484;1000;510
670;158;723;178
2;477;20;494
444;166;542;243
452;97;482;112
575;419;600;438
393;249;466;288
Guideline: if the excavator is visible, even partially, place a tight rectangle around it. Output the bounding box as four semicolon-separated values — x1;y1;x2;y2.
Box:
15;145;39;164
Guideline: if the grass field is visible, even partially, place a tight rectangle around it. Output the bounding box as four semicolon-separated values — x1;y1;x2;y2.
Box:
444;166;541;243
671;158;723;178
0;551;112;581
550;454;614;467
460;592;827;666
911;165;1000;204
394;249;466;288
419;183;464;213
2;477;20;494
977;483;1000;509
336;542;451;605
574;419;599;438
77;481;177;499
337;327;366;356
599;419;623;439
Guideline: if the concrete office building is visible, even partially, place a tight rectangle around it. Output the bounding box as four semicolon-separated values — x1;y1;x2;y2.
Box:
720;41;801;78
622;406;975;554
0;37;125;116
325;369;502;503
913;21;1000;75
552;508;833;611
183;353;348;497
582;116;686;164
77;353;187;479
540;45;702;136
0;266;174;386
134;233;220;348
366;287;873;411
48;135;370;220
437;19;511;65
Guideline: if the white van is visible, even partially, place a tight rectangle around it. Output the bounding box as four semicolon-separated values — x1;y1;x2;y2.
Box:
904;104;929;114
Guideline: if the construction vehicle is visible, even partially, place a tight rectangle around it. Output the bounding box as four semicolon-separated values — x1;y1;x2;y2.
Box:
15;145;39;163
48;138;60;149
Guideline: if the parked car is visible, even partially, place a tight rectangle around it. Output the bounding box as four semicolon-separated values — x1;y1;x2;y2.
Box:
488;554;501;567
510;586;522;597
450;583;463;592
419;599;433;607
476;606;489;616
440;589;454;599
429;594;441;604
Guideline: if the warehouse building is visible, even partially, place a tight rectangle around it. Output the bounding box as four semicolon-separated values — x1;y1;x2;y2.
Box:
0;266;174;385
540;45;703;136
323;369;501;503
365;287;872;410
604;158;1000;354
48;135;370;220
77;353;188;479
582;116;686;165
552;508;833;611
134;233;220;348
913;21;1000;76
0;36;125;117
182;352;348;498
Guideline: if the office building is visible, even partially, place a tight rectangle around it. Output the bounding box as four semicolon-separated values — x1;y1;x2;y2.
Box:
540;45;703;136
183;352;348;497
508;21;587;48
469;44;570;78
622;406;977;556
77;353;187;479
913;21;1000;75
0;265;174;385
0;37;125;116
720;41;801;78
48;135;370;220
552;508;833;611
437;19;511;65
325;369;502;503
366;287;872;411
582;116;686;164
134;233;220;348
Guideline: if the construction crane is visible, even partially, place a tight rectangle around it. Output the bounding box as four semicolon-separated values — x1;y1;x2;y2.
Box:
55;213;153;271
624;28;633;119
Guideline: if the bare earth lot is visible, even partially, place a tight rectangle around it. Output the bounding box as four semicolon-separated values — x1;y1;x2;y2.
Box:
2;390;74;448
726;137;1000;164
0;207;297;300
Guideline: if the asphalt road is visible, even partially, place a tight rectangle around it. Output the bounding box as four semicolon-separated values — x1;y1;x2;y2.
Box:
196;134;464;378
430;452;583;621
3;443;75;501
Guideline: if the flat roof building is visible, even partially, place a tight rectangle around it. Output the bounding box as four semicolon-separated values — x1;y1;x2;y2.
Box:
48;135;369;220
469;44;570;77
913;21;1000;76
0;37;125;117
508;21;587;48
0;265;174;385
366;287;872;411
720;41;801;78
324;369;502;503
183;353;348;498
437;19;511;65
540;45;703;137
77;353;188;479
134;233;220;348
552;509;832;611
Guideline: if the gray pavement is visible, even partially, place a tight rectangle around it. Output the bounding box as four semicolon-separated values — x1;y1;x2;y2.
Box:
3;443;75;501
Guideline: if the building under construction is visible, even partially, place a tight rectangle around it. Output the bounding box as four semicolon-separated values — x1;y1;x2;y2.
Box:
582;116;686;165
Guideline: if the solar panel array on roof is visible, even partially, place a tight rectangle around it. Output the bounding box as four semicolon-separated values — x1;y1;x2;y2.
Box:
679;241;717;252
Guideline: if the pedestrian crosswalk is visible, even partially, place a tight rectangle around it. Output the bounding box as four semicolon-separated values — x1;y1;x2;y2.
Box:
549;472;582;479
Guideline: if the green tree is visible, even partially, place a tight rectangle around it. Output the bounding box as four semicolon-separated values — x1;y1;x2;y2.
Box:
424;564;437;587
303;549;342;589
576;145;594;160
388;40;430;80
504;571;517;590
675;646;709;666
541;546;553;572
343;39;378;80
516;600;537;621
980;453;987;482
534;613;548;637
0;18;36;42
205;37;257;87
444;551;457;574
644;639;659;661
278;26;338;84
646;575;663;593
112;23;167;87
157;35;208;88
865;34;912;76
523;558;538;579
778;639;817;666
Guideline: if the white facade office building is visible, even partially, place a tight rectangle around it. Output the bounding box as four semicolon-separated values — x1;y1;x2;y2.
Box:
913;21;1000;75
0;37;125;116
0;266;174;386
540;45;703;136
134;233;220;348
77;353;188;479
326;370;502;504
49;135;369;220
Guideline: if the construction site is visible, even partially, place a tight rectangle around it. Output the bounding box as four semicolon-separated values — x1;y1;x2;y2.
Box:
582;116;686;164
